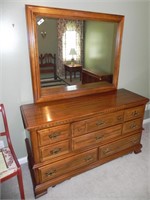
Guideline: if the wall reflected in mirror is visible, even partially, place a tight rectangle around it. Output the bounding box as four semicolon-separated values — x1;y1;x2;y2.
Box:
37;17;117;88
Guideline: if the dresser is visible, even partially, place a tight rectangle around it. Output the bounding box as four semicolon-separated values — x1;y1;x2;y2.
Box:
21;89;149;197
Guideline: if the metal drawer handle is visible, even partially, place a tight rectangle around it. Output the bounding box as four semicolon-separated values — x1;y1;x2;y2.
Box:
96;121;105;126
84;156;93;162
46;169;56;177
131;139;138;144
132;111;139;117
50;148;61;155
117;116;123;121
49;132;60;139
95;135;104;140
103;148;110;154
130;123;137;129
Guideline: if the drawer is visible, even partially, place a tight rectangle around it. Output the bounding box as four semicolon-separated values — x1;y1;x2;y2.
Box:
100;133;141;159
72;124;122;150
123;118;143;134
124;106;145;121
39;140;70;162
72;111;124;136
37;124;70;146
38;148;97;183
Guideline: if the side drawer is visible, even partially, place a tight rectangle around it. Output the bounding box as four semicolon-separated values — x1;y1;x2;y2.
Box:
39;140;70;162
38;148;98;183
72;124;122;151
72;111;124;137
122;118;143;134
99;133;141;159
124;106;145;121
37;124;70;146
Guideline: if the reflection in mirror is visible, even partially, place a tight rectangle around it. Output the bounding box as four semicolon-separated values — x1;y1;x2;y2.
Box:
37;17;117;88
26;5;124;102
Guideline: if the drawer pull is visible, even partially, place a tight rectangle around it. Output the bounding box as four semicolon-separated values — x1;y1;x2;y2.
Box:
117;116;123;121
132;111;139;117
46;169;56;177
103;148;110;154
130;123;137;129
131;139;138;144
50;148;61;155
84;156;93;162
49;132;60;139
95;135;104;140
96;121;105;126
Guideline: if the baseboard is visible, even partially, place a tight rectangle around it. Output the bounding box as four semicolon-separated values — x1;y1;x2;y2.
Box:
18;156;27;165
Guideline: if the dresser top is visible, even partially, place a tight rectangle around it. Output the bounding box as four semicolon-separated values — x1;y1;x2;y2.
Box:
20;89;149;130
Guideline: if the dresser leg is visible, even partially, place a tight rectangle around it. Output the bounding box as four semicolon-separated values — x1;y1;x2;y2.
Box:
35;188;48;198
134;144;142;154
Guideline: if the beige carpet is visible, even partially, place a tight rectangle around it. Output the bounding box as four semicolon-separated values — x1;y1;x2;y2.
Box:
1;122;150;200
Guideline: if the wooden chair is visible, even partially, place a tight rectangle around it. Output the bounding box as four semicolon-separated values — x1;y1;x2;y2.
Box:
39;53;57;80
0;104;25;199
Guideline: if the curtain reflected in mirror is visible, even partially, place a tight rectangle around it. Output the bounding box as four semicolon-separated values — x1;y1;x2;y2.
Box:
37;17;117;88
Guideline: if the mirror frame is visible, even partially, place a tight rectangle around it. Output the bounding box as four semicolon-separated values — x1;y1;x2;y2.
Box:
26;5;124;103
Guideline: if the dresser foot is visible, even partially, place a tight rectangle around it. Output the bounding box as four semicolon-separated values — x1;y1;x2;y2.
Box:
35;188;48;198
134;144;142;154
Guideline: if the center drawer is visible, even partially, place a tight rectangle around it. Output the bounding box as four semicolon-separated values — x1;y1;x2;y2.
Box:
72;111;124;136
38;148;97;183
72;124;122;150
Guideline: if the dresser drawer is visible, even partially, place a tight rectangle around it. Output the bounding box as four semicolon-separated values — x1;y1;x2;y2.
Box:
72;124;122;150
38;148;97;183
39;140;70;162
124;106;145;121
122;118;143;134
99;133;141;158
72;111;124;137
37;124;70;146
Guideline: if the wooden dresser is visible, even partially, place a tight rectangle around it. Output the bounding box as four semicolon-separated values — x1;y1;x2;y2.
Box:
21;89;149;197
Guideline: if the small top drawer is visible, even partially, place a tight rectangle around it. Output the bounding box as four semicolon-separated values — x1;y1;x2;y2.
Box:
72;111;124;137
37;124;70;146
124;106;145;121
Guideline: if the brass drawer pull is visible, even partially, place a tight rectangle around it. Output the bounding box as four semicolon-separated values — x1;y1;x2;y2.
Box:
49;132;60;139
131;139;138;144
117;116;123;121
130;123;137;129
84;156;93;162
50;148;61;155
96;121;105;126
132;111;139;117
95;135;104;140
103;148;110;154
46;169;56;177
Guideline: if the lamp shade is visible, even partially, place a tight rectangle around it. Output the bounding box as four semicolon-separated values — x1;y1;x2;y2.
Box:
69;48;77;56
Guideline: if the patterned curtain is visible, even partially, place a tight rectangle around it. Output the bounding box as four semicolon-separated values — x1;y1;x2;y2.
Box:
57;19;84;76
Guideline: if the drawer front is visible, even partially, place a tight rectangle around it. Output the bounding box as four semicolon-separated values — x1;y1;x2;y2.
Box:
124;106;145;121
37;124;70;146
72;124;122;150
72;111;124;137
123;118;143;134
39;149;97;183
100;133;141;159
39;140;70;162
72;121;86;137
86;111;124;133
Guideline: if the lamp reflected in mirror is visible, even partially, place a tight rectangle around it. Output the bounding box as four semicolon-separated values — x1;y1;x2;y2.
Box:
69;48;77;66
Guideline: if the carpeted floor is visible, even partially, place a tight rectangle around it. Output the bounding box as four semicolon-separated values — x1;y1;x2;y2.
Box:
1;122;150;200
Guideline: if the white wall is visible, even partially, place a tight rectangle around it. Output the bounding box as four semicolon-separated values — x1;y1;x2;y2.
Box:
0;0;149;158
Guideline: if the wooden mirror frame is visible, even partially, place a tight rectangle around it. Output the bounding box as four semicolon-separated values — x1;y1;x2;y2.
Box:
26;5;124;103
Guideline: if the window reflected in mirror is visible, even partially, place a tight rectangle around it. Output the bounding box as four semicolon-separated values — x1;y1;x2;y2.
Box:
37;17;117;88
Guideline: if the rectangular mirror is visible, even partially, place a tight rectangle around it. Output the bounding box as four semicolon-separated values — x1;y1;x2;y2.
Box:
26;5;124;102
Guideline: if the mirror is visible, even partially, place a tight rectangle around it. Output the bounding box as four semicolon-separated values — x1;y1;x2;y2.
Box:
26;5;124;103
